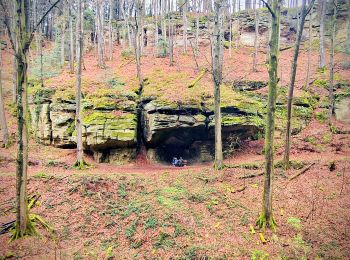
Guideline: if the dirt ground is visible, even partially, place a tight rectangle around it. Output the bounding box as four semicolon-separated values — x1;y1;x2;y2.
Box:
0;42;350;259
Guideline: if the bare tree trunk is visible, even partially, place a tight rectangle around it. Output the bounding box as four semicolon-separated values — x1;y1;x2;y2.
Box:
61;0;66;66
12;1;17;104
133;1;143;88
74;0;85;169
108;0;113;60
195;0;200;50
13;0;31;238
318;0;326;68
169;16;174;65
212;0;224;169
33;0;39;53
154;0;159;55
284;0;315;168
161;0;167;41
252;0;259;71
329;0;337;120
183;0;188;54
256;0;282;230
0;43;9;147
97;0;106;68
69;1;74;73
1;0;60;239
229;17;233;57
305;10;312;88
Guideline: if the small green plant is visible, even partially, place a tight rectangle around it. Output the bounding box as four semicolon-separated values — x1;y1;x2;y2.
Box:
33;171;48;179
183;246;200;259
315;110;328;123
287;217;302;230
304;136;317;145
144;217;157;231
313;79;327;88
121;48;134;59
125;219;138;240
153;232;174;249
105;246;114;260
322;132;332;143
73;252;83;260
251;249;269;260
157;37;169;57
118;183;127;198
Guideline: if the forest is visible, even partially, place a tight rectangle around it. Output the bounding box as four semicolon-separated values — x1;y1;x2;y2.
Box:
0;0;349;258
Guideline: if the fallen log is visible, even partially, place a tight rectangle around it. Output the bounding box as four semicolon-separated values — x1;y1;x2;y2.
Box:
289;162;315;181
239;172;264;179
188;68;208;88
0;220;15;235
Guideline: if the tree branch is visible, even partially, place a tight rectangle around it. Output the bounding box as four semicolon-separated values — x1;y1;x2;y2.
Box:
27;0;62;47
304;0;316;16
0;0;16;52
260;0;275;18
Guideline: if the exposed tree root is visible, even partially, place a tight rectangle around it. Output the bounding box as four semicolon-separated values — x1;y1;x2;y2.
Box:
289;162;315;181
256;212;277;232
72;159;90;170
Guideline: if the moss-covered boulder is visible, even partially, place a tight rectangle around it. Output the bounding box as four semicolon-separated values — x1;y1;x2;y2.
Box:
82;111;137;150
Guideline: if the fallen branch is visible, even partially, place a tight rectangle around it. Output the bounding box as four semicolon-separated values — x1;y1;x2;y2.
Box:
0;220;15;235
188;68;208;88
239;172;264;179
280;45;294;51
234;186;246;193
289;162;315;181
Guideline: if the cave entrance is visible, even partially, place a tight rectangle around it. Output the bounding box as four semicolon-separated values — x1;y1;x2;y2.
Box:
149;135;214;165
155;143;199;164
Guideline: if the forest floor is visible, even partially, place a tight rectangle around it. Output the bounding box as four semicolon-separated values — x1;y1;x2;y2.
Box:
0;43;350;259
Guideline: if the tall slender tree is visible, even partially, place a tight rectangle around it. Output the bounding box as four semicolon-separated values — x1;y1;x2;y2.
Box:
0;0;61;238
256;0;282;230
96;0;106;68
69;0;74;73
61;0;67;66
212;0;224;169
328;0;337;120
74;0;86;169
284;0;315;168
252;0;259;71
0;37;10;147
182;0;188;54
318;0;326;68
305;7;313;89
108;0;113;60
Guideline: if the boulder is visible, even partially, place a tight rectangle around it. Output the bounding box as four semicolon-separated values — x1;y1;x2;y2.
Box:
50;101;76;148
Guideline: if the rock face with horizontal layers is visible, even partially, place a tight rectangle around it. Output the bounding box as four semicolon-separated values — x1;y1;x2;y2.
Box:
29;84;138;163
29;79;315;164
141;99;264;163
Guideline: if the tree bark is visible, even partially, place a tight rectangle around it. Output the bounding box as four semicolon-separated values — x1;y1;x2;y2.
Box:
329;0;337;120
253;0;259;71
183;0;188;54
69;1;74;73
305;10;312;88
13;0;32;237
108;0;113;60
61;0;67;66
318;0;326;68
284;0;315;168
212;0;224;169
0;42;9;147
169;15;174;66
96;0;106;68
74;0;84;168
256;0;282;230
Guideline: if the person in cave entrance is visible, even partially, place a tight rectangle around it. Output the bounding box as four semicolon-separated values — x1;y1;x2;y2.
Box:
172;157;187;167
